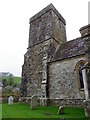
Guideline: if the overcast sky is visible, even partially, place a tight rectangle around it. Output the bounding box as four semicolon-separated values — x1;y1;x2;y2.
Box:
0;0;89;76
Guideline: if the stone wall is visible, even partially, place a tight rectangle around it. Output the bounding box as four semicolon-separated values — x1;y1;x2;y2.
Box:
20;3;90;108
21;4;67;98
48;55;86;100
25;42;43;97
47;98;84;107
80;24;90;37
21;39;58;97
28;4;66;48
20;64;27;97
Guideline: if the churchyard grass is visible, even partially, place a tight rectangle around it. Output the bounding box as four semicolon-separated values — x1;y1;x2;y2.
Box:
0;104;2;119
1;103;90;120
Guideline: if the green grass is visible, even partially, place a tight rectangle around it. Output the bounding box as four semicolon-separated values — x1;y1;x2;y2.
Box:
2;76;21;84
1;103;90;120
0;104;2;119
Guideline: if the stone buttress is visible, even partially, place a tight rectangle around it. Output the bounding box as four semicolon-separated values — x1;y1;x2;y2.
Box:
80;25;90;117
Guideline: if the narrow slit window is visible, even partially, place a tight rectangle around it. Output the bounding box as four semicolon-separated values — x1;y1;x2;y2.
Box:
78;66;84;88
75;60;85;90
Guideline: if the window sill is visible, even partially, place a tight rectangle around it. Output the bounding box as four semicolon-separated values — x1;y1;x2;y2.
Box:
80;88;84;91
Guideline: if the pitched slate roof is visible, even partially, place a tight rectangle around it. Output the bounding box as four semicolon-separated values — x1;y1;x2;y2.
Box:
52;37;85;61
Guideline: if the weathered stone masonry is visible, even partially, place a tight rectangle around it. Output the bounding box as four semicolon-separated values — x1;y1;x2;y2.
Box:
21;4;67;98
48;56;85;100
21;4;90;107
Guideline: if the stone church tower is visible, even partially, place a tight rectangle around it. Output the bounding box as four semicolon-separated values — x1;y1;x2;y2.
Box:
20;4;67;98
21;3;90;108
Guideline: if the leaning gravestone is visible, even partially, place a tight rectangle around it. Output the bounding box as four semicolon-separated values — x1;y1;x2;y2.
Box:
30;95;38;110
57;106;64;115
83;100;90;117
8;96;13;105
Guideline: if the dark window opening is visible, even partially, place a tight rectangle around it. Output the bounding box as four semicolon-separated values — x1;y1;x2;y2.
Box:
75;60;85;90
79;68;84;88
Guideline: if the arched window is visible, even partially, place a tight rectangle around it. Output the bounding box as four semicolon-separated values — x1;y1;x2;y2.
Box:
78;64;84;88
75;60;85;90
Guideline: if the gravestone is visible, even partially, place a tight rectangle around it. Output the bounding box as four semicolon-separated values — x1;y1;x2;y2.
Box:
83;100;90;117
30;95;38;110
19;98;21;102
57;106;64;115
8;96;13;105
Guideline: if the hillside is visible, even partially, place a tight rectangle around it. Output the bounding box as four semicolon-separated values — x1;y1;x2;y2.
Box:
0;72;21;84
0;76;21;88
3;76;21;84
